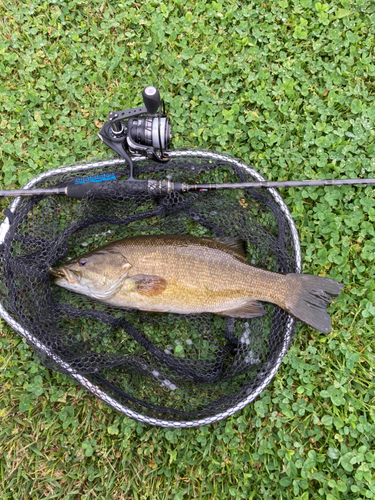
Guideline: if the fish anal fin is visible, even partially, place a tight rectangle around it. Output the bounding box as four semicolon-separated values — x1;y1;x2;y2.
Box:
129;275;167;296
211;237;247;259
216;300;265;318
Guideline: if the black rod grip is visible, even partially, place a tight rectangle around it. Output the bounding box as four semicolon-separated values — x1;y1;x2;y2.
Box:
66;182;102;199
66;180;150;199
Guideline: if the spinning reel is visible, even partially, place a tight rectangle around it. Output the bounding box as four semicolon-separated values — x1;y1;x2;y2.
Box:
98;86;171;167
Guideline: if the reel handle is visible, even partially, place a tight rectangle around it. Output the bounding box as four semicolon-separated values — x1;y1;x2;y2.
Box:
142;86;161;114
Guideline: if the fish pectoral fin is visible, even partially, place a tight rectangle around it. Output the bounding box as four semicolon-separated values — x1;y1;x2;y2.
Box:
129;275;168;296
216;300;265;319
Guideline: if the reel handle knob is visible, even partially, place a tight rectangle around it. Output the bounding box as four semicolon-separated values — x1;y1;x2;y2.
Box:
142;86;161;114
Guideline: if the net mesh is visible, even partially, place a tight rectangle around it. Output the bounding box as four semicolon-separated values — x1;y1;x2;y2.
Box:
0;151;299;426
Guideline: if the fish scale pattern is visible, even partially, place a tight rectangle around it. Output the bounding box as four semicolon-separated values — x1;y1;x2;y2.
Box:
0;153;299;426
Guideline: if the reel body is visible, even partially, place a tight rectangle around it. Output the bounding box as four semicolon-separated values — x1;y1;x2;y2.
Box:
98;86;171;165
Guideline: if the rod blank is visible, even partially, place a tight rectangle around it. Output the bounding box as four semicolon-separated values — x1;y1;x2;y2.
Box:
0;187;66;197
186;177;375;191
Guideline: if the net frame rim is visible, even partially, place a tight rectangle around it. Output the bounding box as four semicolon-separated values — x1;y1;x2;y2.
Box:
0;148;302;427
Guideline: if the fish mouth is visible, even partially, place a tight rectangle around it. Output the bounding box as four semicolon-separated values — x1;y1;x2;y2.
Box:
49;267;81;284
49;267;64;278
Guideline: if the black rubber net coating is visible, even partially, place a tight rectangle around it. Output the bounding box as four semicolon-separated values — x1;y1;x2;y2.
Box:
0;153;299;426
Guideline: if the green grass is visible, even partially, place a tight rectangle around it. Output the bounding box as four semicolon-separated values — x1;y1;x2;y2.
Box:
0;0;375;498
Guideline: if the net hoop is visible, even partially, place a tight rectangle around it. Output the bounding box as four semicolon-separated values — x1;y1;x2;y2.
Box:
0;149;301;427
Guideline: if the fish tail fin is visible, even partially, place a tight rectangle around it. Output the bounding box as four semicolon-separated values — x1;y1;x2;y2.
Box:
285;274;344;333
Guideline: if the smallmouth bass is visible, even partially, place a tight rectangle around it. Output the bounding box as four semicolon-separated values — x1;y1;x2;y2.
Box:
50;235;343;333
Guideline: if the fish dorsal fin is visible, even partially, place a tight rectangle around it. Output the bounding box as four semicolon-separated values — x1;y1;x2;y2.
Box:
211;237;247;259
128;274;167;296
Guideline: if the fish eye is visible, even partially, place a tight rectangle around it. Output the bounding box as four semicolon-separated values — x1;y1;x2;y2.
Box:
79;258;88;266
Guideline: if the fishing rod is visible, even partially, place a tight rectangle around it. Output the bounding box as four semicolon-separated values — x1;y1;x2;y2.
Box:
1;86;375;199
1;177;375;199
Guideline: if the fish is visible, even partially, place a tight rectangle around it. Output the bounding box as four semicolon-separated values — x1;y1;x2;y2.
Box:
50;235;344;333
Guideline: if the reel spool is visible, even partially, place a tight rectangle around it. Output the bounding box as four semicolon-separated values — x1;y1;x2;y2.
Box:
0;150;300;427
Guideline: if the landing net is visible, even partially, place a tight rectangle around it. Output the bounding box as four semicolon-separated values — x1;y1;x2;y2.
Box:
0;150;300;427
